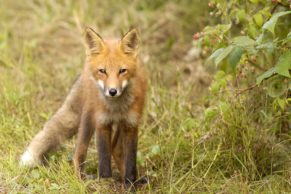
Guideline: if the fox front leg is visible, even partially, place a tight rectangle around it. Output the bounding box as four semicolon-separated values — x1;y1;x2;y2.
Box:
73;112;94;179
121;124;138;186
96;124;112;178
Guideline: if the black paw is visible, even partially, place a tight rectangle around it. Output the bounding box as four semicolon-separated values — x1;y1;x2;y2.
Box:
135;176;148;185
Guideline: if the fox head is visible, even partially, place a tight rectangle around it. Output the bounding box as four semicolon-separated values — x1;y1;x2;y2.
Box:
84;27;139;98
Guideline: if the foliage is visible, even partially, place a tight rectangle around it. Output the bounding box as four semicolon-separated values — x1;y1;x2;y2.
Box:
191;0;291;189
198;0;290;101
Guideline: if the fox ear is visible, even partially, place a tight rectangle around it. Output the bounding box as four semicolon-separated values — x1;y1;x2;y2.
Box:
120;29;139;55
84;27;104;55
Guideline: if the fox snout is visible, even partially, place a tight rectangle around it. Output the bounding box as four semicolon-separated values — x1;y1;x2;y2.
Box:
97;79;128;98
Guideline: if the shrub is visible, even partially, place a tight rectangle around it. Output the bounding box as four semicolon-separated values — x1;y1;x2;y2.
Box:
192;0;291;181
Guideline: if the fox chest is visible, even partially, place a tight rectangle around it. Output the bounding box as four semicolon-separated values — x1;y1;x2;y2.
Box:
95;108;138;126
94;90;140;126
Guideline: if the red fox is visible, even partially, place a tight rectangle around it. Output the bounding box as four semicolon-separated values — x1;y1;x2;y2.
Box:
20;28;147;186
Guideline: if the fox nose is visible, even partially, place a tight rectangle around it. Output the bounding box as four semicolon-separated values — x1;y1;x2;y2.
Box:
109;88;117;96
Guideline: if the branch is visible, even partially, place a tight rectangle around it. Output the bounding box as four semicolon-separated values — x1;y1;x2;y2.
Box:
271;4;279;14
271;2;290;14
235;83;257;96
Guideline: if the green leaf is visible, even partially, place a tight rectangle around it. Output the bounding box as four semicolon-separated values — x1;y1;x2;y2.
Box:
216;24;232;34
262;11;291;35
254;13;264;27
283;32;291;44
267;76;287;98
256;42;274;51
277;98;285;111
274;51;291;78
232;36;256;54
248;24;259;39
232;36;255;48
256;67;276;85
204;108;218;122
208;48;224;61
215;46;234;66
203;24;231;35
151;145;161;155
237;9;246;22
227;46;244;69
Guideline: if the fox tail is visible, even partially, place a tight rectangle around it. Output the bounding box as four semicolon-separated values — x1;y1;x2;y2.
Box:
20;77;82;167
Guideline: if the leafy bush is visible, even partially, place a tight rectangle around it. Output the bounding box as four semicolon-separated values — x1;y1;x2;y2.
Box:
191;0;291;181
197;0;290;101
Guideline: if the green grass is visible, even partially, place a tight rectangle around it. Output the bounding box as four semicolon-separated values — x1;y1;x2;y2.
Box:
0;1;290;193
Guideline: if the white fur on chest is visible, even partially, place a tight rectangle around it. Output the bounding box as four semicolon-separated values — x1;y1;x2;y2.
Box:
95;92;138;126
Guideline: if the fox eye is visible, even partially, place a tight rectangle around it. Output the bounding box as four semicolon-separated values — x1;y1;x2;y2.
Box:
98;69;106;74
119;68;127;74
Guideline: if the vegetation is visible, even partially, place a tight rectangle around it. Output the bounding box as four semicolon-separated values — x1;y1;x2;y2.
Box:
0;0;290;193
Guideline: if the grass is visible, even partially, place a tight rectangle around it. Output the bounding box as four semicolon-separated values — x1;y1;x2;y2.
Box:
0;1;290;193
